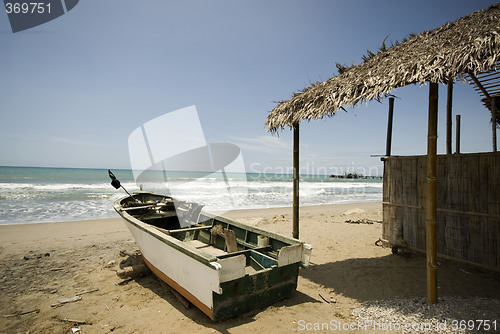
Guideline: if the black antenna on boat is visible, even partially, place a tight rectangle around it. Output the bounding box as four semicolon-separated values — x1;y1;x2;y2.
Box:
108;169;135;199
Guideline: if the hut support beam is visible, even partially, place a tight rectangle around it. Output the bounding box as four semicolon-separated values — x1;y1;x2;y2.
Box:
446;80;453;154
426;82;439;304
467;72;491;99
456;115;461;154
386;97;394;156
293;122;300;239
468;72;497;152
492;97;497;152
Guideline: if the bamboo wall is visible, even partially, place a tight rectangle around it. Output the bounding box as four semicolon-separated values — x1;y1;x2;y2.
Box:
382;152;500;271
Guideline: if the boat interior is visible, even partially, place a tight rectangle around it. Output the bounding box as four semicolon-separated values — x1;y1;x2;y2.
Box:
119;193;296;273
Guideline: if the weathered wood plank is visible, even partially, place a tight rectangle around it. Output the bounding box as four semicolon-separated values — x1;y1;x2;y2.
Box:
224;228;238;253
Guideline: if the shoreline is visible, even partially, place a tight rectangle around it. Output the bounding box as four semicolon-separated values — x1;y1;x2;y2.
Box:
0;200;383;227
0;202;382;253
2;201;499;333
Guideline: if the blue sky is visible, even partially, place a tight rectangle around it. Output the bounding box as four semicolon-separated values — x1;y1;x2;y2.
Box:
1;0;498;176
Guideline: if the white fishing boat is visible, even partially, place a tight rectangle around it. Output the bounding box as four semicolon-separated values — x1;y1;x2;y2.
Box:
112;190;312;321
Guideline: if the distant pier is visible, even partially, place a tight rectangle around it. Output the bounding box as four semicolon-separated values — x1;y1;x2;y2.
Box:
329;173;382;180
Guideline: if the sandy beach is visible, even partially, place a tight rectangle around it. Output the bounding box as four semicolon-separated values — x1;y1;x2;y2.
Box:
1;202;499;333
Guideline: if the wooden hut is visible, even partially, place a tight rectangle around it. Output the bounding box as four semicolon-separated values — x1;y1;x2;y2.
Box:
266;4;500;303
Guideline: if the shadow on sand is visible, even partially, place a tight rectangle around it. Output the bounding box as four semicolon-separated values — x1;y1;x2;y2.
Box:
300;251;500;303
118;251;500;332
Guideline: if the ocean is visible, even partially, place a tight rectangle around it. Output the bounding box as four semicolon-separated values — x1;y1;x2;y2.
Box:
0;166;383;225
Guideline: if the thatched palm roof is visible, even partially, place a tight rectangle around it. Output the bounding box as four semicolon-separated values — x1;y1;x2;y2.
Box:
266;3;500;132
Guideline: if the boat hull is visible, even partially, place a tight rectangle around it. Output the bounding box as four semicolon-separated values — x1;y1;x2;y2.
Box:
213;262;300;320
142;252;300;320
124;218;220;318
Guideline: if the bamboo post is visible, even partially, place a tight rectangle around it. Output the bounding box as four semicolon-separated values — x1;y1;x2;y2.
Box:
492;97;497;152
446;79;453;155
426;82;439;304
456;115;461;154
386;97;394;156
293;122;300;239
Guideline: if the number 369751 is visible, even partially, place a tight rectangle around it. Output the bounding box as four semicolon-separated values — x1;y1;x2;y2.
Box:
5;3;51;14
